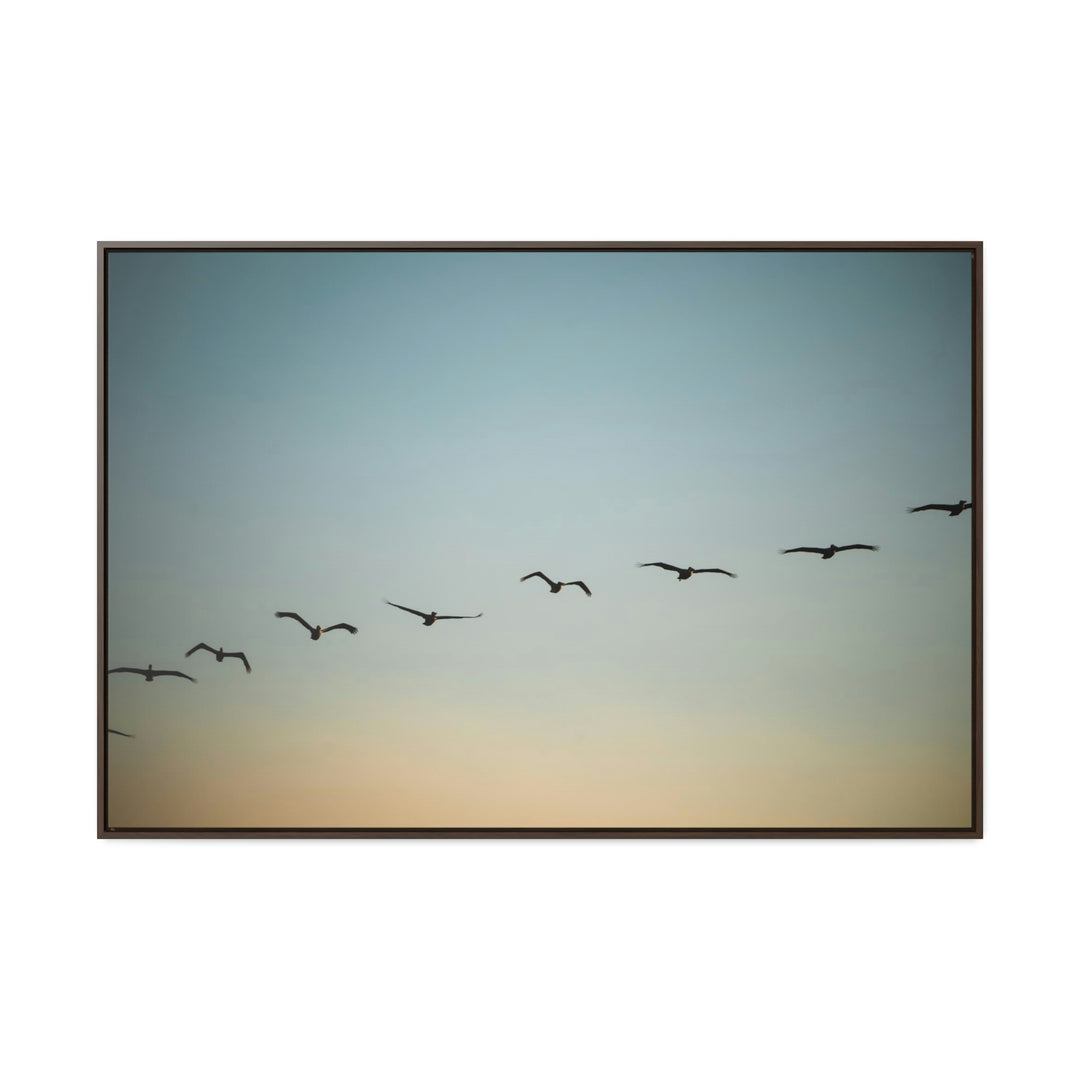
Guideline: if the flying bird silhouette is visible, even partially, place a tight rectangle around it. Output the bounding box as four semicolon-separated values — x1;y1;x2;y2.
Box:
520;571;591;596
780;544;879;559
384;601;483;626
274;612;357;639
107;665;196;682
637;562;737;581
108;728;135;738
185;643;252;673
907;500;972;516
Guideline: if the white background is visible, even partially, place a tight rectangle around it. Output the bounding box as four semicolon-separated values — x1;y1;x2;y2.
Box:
3;2;1076;1078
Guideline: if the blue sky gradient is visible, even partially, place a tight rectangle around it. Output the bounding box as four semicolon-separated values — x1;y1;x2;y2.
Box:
107;250;972;827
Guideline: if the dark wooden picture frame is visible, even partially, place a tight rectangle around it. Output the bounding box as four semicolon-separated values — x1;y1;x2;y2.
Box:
99;241;981;838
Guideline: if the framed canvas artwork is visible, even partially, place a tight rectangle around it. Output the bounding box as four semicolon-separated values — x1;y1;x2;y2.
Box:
99;242;981;837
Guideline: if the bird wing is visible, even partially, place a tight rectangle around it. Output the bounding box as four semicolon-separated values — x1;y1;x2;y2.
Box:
185;642;214;658
436;613;483;619
107;667;147;676
275;611;315;632
385;601;427;618
157;670;197;682
107;729;135;738
224;651;252;672
695;568;737;578
781;548;828;555
836;544;880;551
323;623;358;635
520;571;555;587
638;562;681;572
566;581;592;596
907;504;953;513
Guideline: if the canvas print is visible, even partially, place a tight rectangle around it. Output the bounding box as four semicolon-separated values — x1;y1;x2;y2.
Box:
101;244;979;836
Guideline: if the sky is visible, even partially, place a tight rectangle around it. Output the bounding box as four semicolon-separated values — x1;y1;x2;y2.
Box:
105;249;973;828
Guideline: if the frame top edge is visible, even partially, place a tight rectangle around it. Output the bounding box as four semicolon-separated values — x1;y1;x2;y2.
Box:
99;240;983;251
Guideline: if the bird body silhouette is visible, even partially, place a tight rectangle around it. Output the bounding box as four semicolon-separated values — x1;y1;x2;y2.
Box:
907;501;972;516
107;665;196;682
637;562;736;581
275;612;357;639
185;643;252;672
780;544;879;559
520;571;591;596
385;601;483;626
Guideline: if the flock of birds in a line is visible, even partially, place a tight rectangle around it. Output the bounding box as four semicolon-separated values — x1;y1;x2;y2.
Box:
105;499;972;736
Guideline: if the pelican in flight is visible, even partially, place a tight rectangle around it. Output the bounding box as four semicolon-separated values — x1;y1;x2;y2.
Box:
185;643;252;673
107;665;196;682
907;500;972;516
384;601;483;626
108;728;135;738
780;544;879;559
520;571;591;597
637;562;737;581
274;612;358;639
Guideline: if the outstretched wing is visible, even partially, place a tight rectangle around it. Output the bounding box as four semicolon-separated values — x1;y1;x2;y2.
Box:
695;568;737;578
907;504;953;513
781;548;828;555
385;601;427;618
566;581;592;596
107;729;135;738
156;670;197;682
836;544;879;552
107;667;147;676
185;642;214;658
638;562;681;572
275;611;315;633
437;613;483;620
520;571;556;587
224;651;252;672
323;623;358;635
